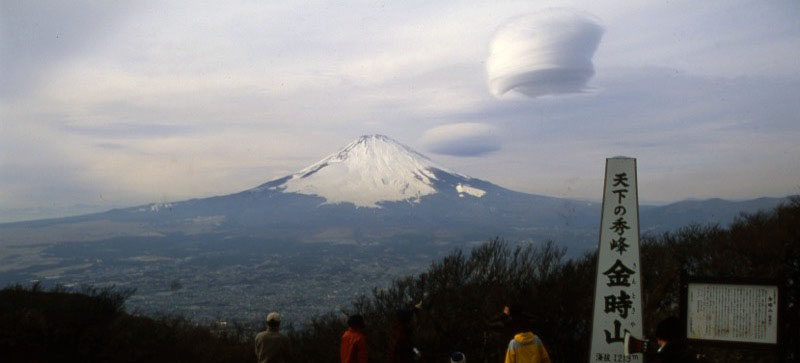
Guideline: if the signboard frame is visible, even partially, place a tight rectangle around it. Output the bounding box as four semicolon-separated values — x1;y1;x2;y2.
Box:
680;276;783;350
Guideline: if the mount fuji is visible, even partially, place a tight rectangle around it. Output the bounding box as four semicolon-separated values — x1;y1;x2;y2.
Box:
0;135;786;324
260;134;478;207
1;135;604;251
2;135;786;251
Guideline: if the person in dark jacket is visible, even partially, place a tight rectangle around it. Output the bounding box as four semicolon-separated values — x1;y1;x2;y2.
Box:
341;314;368;363
648;316;701;363
387;309;417;363
254;312;289;363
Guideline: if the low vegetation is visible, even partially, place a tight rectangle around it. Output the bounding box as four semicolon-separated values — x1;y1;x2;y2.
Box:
0;284;252;363
2;198;798;362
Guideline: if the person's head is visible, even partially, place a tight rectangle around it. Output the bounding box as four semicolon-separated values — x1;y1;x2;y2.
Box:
266;312;281;330
449;351;466;363
395;309;415;326
510;317;531;334
508;303;524;318
655;316;681;347
508;303;531;333
347;314;365;330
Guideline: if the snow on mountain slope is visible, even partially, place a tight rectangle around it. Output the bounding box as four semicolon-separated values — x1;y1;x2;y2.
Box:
456;183;486;198
259;135;470;207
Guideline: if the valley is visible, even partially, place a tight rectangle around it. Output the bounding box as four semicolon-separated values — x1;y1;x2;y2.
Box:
0;235;467;326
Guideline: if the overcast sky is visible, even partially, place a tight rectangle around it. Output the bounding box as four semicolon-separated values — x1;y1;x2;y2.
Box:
2;0;799;222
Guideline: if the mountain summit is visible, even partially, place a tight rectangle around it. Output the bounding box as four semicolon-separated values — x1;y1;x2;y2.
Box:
254;135;484;207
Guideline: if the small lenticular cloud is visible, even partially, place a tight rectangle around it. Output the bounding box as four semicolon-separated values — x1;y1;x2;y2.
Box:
487;8;604;98
420;123;501;157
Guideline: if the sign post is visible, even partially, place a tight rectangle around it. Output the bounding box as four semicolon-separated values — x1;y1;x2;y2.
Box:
590;157;644;362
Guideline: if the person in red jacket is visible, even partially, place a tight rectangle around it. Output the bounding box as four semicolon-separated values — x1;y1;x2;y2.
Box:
341;314;368;363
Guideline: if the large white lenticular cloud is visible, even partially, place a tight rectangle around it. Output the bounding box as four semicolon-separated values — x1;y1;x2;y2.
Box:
488;9;604;98
420;123;501;157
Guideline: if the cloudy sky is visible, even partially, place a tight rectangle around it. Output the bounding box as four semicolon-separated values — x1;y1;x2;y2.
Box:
2;0;799;222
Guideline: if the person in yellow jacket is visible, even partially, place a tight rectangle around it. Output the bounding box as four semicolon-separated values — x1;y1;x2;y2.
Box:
504;330;551;363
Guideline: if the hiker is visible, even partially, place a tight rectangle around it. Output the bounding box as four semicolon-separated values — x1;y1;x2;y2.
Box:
648;316;701;363
387;309;418;363
341;314;368;363
449;351;466;363
487;304;532;359
254;312;290;363
504;315;551;363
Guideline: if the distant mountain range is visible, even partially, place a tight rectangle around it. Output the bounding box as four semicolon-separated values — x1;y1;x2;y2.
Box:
0;135;788;254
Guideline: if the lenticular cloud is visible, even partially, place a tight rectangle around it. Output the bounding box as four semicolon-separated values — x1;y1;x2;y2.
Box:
487;9;604;98
420;123;501;157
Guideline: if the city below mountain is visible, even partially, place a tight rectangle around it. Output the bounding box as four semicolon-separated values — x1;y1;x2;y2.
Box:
0;134;787;324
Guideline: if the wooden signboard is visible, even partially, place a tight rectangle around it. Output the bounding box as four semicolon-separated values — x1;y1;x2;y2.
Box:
681;278;781;348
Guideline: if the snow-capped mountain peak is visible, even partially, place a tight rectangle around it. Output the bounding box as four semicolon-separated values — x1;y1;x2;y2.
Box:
260;135;467;207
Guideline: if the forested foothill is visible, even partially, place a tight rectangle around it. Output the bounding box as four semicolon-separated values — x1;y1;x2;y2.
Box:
2;197;798;362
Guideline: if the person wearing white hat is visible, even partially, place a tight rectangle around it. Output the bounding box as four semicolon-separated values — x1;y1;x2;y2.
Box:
255;312;289;363
450;351;466;363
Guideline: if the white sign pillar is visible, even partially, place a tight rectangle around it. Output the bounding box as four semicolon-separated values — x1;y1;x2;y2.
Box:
590;157;644;362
